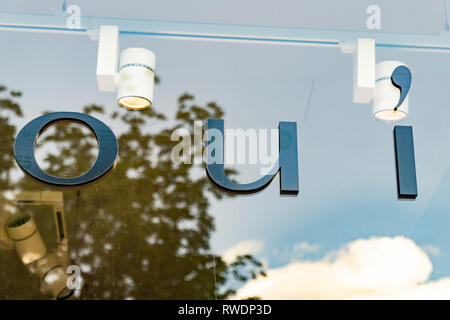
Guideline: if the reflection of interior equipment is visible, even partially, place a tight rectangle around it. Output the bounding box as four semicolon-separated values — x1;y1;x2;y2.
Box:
1;191;73;300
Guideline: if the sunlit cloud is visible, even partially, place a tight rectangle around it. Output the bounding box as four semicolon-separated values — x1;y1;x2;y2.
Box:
234;236;450;299
222;240;264;264
291;242;320;260
421;244;441;256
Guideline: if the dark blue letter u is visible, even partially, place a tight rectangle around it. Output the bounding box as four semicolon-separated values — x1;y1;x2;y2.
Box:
205;119;299;195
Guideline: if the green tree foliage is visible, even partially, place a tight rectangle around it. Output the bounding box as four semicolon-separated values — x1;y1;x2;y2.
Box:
0;86;22;191
0;85;265;299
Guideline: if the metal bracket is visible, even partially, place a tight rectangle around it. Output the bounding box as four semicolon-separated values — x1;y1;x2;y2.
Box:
341;38;376;104
96;25;119;91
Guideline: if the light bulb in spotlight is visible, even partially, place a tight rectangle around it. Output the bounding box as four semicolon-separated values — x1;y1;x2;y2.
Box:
117;48;155;111
374;110;407;122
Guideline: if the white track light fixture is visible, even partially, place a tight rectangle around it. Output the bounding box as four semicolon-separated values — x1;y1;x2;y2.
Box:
348;38;412;122
373;61;410;121
117;48;156;110
96;25;156;111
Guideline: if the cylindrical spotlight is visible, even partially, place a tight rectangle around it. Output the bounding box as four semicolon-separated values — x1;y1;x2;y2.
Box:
117;48;156;111
36;254;74;300
45;267;74;300
0;211;13;250
373;60;409;122
6;213;47;265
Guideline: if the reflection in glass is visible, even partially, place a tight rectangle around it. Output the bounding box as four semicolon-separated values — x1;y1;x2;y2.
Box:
6;212;47;265
2;191;73;300
0;85;265;299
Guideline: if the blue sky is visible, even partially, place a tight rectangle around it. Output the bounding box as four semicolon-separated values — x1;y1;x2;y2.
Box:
2;0;450;298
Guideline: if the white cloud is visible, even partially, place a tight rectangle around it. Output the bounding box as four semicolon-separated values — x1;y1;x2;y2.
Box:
291;242;320;260
234;236;450;300
421;244;441;256
222;240;263;264
293;242;320;253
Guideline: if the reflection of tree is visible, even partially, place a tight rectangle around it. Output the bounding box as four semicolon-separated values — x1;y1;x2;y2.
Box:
0;86;43;299
0;86;22;191
0;85;265;299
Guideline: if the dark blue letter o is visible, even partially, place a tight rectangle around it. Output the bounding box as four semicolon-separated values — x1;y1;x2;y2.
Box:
14;112;118;186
